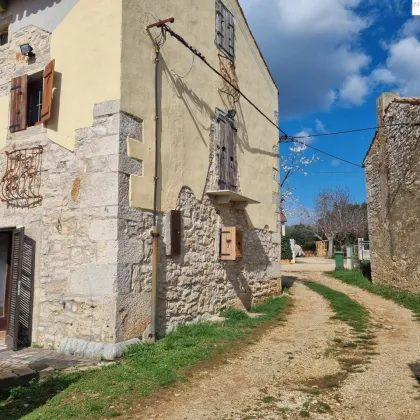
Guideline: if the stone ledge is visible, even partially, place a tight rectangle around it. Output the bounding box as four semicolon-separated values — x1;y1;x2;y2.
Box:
93;100;121;118
59;337;141;360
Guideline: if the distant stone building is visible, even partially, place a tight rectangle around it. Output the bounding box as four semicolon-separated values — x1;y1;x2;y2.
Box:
363;92;420;293
0;1;281;357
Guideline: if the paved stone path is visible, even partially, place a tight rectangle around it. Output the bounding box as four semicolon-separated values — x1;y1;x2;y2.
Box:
0;347;98;390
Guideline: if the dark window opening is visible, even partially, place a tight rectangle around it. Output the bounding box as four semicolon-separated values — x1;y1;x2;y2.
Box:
27;78;43;127
0;27;8;46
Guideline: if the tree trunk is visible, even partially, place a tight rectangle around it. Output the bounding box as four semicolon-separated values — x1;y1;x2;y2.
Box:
328;238;334;258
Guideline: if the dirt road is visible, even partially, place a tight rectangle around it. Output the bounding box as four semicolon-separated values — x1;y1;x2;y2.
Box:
126;261;420;420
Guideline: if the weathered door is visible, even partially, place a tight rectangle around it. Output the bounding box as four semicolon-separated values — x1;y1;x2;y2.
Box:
0;233;11;333
6;228;35;351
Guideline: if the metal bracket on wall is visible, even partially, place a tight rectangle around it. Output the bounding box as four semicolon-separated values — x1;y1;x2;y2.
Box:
0;146;43;208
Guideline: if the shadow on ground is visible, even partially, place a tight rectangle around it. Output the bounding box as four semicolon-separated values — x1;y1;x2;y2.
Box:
0;372;82;420
409;363;420;385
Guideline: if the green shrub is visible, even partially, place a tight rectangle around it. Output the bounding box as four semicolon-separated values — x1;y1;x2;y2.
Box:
281;236;293;260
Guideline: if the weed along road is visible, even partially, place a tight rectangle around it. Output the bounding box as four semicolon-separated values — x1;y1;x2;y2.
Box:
128;259;420;420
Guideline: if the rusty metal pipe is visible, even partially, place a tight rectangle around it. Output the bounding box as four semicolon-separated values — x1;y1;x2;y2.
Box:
146;17;175;30
149;44;161;342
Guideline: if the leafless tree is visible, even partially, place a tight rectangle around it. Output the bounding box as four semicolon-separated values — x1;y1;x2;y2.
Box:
313;187;367;257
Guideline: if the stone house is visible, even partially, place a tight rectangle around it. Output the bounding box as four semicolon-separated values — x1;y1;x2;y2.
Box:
363;92;420;293
0;0;280;358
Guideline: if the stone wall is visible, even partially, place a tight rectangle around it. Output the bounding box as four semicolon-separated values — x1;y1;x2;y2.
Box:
0;25;51;96
365;93;420;293
0;99;281;353
0;100;144;349
116;110;281;340
116;188;281;339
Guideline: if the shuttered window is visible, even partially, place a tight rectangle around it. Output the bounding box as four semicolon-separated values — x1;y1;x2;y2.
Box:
6;228;35;351
217;116;237;192
215;0;235;60
9;59;55;133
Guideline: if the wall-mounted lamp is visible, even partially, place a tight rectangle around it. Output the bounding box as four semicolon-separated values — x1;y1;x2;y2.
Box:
227;109;236;120
20;43;35;57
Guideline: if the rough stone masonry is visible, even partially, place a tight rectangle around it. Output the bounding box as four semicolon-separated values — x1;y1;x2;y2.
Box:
0;98;281;359
364;92;420;293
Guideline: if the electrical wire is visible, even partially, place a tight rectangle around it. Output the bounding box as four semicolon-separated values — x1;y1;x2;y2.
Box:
290;139;364;168
159;23;400;169
162;24;289;137
289;122;420;140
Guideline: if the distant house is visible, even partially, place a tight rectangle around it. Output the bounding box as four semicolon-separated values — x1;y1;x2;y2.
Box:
363;92;420;293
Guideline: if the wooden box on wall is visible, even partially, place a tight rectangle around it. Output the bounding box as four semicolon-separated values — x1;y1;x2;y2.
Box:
220;226;243;261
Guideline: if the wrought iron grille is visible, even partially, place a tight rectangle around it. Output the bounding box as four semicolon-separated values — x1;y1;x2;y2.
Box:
218;54;240;103
0;146;43;208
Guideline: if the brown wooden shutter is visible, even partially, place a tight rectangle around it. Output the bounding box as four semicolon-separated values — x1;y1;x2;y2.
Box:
218;119;228;190
5;228;35;351
170;210;182;256
9;75;28;133
220;226;235;260
38;59;55;124
220;227;243;261
227;123;237;191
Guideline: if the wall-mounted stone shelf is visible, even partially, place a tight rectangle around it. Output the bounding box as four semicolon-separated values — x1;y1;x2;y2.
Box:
206;190;260;209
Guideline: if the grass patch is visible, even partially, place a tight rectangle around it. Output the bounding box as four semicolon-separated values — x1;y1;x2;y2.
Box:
327;270;420;319
304;281;369;333
0;297;291;420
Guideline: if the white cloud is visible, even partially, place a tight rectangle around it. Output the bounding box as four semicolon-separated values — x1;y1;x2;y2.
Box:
371;35;420;95
332;159;341;167
339;74;370;106
240;0;372;118
400;17;420;37
315;119;327;133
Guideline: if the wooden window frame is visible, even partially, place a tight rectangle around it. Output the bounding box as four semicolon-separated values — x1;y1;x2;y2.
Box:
9;59;55;133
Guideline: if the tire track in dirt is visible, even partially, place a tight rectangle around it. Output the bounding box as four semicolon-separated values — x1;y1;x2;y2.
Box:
126;283;348;420
298;272;420;420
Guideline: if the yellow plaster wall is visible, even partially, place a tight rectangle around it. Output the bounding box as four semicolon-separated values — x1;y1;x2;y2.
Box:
122;0;278;230
47;0;122;150
0;96;8;150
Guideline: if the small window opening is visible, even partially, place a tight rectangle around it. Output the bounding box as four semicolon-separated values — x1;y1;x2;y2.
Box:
27;74;43;127
0;26;8;46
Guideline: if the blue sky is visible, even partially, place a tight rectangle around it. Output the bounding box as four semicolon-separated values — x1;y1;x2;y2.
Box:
240;0;420;221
